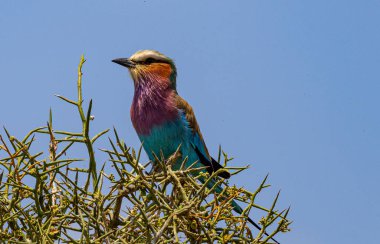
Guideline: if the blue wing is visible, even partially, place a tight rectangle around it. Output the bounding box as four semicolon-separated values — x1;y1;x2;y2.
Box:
176;95;230;179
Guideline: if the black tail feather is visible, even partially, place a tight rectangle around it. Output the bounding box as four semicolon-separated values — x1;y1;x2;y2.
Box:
193;145;231;179
247;217;280;244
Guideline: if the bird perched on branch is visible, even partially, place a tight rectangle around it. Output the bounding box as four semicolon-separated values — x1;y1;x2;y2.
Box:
112;50;278;243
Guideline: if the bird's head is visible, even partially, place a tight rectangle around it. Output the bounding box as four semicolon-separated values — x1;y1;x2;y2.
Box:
112;50;177;89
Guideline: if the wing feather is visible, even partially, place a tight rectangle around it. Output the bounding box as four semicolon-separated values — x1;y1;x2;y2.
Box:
175;95;230;179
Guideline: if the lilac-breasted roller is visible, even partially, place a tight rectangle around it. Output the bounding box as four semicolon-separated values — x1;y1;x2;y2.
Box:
112;50;278;243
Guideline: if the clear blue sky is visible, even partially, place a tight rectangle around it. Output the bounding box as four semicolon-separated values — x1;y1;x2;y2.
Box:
1;1;379;243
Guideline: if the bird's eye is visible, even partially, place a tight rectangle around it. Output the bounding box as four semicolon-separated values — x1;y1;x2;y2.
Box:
145;58;155;64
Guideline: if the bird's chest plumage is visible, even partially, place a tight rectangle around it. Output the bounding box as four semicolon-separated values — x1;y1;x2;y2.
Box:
131;82;177;133
130;83;192;161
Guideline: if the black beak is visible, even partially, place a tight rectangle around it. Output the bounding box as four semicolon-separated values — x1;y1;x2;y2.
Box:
112;58;136;68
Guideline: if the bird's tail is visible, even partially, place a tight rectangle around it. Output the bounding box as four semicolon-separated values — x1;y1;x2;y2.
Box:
230;198;279;244
201;178;280;244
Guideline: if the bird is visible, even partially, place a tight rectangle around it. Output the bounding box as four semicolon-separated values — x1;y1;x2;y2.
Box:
112;50;279;243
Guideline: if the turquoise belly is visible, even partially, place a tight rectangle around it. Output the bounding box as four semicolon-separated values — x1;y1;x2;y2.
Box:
138;118;197;170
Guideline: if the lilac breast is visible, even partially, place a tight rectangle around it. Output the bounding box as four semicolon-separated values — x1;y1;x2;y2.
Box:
131;80;178;135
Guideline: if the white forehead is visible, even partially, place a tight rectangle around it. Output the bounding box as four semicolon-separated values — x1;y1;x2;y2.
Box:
129;50;171;62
